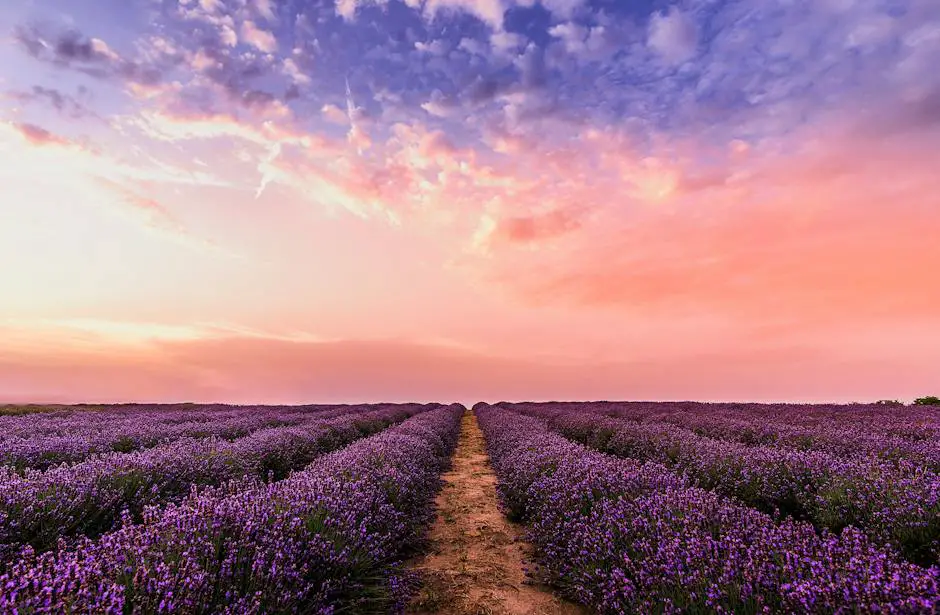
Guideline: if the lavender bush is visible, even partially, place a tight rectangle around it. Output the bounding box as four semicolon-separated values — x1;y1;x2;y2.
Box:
0;404;361;471
511;403;940;565
595;403;940;468
477;404;940;614
0;404;463;613
0;404;432;567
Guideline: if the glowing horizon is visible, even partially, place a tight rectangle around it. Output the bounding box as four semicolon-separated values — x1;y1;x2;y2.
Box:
1;0;939;405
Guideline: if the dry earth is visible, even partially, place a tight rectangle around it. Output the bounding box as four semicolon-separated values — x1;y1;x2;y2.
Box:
408;411;585;615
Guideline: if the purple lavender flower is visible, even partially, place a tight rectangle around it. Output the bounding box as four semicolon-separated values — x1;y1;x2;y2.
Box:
477;403;940;614
0;404;463;613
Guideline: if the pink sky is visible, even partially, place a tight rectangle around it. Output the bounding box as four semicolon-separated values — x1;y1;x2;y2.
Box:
1;0;939;404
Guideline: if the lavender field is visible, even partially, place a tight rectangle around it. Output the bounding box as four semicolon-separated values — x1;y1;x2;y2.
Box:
1;401;938;613
478;402;940;614
0;403;463;612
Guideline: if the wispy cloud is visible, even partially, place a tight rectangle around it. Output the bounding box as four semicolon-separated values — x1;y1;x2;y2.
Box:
14;24;165;85
7;121;74;147
240;19;277;53
4;86;93;119
647;7;698;64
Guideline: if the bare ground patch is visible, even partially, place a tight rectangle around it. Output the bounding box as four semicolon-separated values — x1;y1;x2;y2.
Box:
408;412;584;615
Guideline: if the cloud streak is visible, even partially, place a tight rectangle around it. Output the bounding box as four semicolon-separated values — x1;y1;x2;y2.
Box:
8;122;74;147
5;86;93;119
3;331;938;405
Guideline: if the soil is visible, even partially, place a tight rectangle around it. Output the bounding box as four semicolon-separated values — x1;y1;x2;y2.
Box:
407;411;585;615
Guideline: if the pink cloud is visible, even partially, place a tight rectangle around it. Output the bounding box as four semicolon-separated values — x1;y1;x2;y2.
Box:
471;122;940;345
91;85;940;361
240;20;277;53
491;208;582;243
321;104;348;125
420;0;506;29
2;334;937;405
252;0;276;21
10;122;74;147
648;6;698;64
99;181;190;236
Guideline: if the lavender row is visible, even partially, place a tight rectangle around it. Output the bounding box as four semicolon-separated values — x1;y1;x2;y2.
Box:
1;410;299;471
0;405;352;471
0;404;464;613
509;401;940;443
608;401;940;441
511;403;940;566
645;410;940;470
0;404;249;440
586;401;940;468
0;407;358;474
0;403;432;566
0;404;346;447
476;404;940;614
0;403;362;439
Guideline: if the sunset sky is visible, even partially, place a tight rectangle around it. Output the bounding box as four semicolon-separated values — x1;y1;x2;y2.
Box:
1;0;938;405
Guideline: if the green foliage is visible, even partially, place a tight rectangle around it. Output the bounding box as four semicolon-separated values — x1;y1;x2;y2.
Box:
874;399;904;406
913;396;940;406
0;405;63;416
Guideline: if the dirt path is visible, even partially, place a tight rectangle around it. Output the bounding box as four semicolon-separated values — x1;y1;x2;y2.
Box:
408;411;585;615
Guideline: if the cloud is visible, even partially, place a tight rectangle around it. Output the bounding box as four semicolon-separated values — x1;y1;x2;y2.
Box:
322;103;349;124
132;27;288;117
857;86;940;137
333;0;588;30
336;0;357;20
470;119;940;339
54;32;116;63
0;334;521;403
336;0;390;21
252;0;277;21
199;0;224;14
130;107;306;148
6;86;91;119
516;207;940;327
339;0;506;29
239;89;283;113
458;37;489;55
100;181;188;235
465;76;508;104
171;68;289;117
240;20;277;53
2;114;237;189
92;180;232;254
219;25;239;47
515;42;547;89
345;79;372;152
14;24;165;85
131;104;407;223
489;208;582;244
539;0;585;21
415;39;449;55
0;122;232;253
490;31;525;54
648;6;698;64
7;122;74;147
282;58;310;85
421;89;462;117
548;22;588;54
3;330;938;404
423;0;506;29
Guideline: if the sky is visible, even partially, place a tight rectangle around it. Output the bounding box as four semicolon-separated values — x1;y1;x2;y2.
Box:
0;0;938;405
